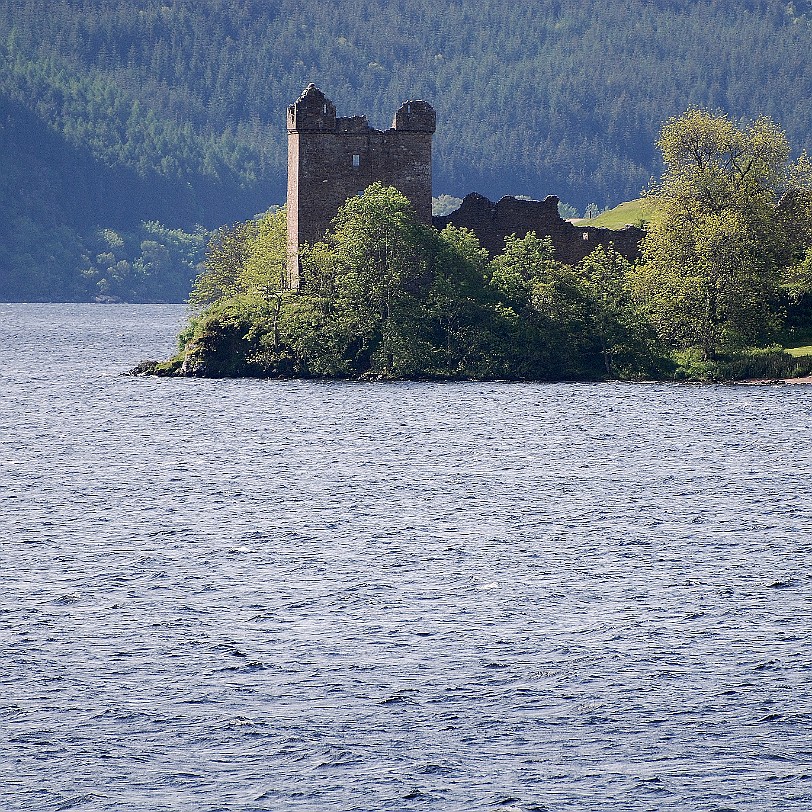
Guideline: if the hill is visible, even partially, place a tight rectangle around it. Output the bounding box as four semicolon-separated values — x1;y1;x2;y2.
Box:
2;0;812;301
574;199;648;229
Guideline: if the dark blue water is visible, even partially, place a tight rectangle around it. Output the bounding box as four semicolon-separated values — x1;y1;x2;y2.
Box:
1;303;811;811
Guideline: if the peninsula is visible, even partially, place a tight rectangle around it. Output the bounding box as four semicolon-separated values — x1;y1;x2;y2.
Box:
133;93;812;382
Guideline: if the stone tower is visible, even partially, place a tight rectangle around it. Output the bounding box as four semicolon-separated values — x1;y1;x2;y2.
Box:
286;84;436;289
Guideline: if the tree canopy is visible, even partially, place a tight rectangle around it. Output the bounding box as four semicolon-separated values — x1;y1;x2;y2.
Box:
637;109;812;358
177;184;665;380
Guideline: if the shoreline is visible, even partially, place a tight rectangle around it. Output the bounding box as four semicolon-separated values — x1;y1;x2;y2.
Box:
128;358;812;385
739;375;812;385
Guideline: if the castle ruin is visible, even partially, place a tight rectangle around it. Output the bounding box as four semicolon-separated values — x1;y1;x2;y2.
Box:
286;84;435;289
433;193;644;264
286;85;643;287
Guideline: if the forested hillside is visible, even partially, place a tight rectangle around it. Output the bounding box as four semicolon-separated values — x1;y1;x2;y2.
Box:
2;0;812;301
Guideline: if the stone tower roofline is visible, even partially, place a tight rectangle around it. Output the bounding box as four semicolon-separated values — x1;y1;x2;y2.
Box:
286;84;336;132
287;84;435;134
392;99;436;133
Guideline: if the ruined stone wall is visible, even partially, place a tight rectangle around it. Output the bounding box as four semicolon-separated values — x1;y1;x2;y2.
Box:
433;193;644;265
287;84;435;288
287;85;642;285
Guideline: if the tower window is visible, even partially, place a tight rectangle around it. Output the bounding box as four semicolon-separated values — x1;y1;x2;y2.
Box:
352;154;360;168
323;104;328;114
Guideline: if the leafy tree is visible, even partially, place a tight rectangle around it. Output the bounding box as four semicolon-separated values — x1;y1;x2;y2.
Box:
576;245;663;378
239;208;287;300
489;231;558;310
782;243;812;339
188;218;258;310
426;225;495;376
304;183;438;376
488;232;598;377
182;185;503;379
637;109;808;359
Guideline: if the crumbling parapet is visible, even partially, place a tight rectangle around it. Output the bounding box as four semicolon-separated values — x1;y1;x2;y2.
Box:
433;193;644;265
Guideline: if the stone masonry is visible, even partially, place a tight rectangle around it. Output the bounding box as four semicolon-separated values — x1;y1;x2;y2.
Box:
433;193;645;264
286;84;435;289
286;86;644;287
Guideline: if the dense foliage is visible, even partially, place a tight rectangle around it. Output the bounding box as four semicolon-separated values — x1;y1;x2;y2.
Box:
3;0;812;300
637;109;812;359
167;185;661;380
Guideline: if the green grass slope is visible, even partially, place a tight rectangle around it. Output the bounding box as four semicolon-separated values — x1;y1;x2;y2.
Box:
573;199;648;229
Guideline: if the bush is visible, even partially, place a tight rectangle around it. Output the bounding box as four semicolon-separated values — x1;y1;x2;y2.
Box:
672;346;812;381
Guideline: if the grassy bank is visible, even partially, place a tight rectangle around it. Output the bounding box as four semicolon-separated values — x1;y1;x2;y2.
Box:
574;199;647;229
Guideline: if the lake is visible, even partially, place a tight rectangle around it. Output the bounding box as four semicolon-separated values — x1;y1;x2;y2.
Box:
1;303;810;811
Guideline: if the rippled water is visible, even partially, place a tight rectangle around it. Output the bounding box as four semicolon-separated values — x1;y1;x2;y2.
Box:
1;303;811;811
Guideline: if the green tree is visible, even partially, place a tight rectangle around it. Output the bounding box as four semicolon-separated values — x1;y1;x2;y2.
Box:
577;244;661;377
305;183;437;376
239;208;287;300
189;218;258;310
424;225;499;376
488;231;597;377
782;243;812;339
637;109;805;358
